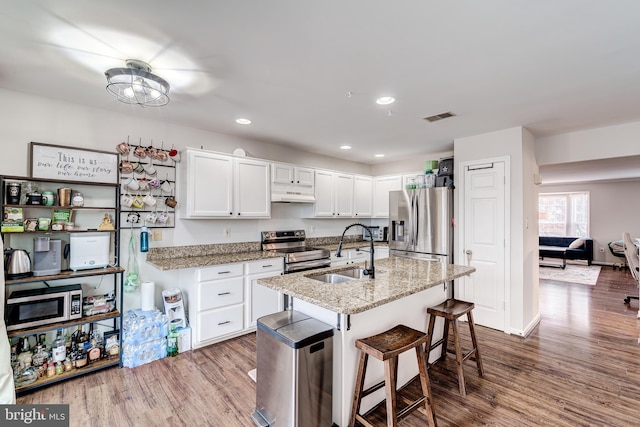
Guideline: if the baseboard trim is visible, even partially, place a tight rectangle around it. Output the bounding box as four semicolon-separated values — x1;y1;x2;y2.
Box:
510;313;541;337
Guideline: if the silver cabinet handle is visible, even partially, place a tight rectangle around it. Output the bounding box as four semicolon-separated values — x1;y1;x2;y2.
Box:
217;292;231;296
218;320;231;326
262;264;272;268
218;271;231;274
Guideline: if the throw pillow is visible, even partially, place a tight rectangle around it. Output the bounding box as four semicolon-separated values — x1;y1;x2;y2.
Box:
569;238;585;249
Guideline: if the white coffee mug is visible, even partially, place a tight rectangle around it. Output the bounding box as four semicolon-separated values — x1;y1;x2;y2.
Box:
145;212;157;224
124;176;139;191
143;193;156;207
160;180;172;194
120;194;134;207
144;164;157;176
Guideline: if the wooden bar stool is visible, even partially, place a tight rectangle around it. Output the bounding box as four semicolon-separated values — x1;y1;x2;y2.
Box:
426;299;484;397
349;324;437;427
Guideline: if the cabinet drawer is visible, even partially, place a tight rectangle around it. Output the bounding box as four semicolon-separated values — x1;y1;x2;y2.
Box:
245;258;283;275
198;277;244;311
198;263;243;281
198;305;244;342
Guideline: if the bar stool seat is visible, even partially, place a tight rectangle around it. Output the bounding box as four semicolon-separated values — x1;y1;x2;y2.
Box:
349;324;437;427
426;299;484;397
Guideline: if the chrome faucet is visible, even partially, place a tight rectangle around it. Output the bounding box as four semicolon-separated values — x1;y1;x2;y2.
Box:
335;223;375;279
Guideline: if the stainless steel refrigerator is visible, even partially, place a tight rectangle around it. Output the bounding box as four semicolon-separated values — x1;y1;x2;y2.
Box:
389;187;453;263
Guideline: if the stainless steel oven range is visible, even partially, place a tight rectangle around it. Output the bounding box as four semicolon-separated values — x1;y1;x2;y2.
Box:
261;230;330;273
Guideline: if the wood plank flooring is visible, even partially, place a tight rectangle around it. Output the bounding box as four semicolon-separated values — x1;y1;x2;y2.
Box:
17;266;640;426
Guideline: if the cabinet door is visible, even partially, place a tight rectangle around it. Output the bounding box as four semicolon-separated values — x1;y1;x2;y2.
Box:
374;246;390;260
186;150;233;217
354;175;373;217
246;271;283;328
314;170;335;217
234;158;270;218
294;167;314;186
373;175;402;217
272;163;294;184
330;250;350;266
335;173;354;217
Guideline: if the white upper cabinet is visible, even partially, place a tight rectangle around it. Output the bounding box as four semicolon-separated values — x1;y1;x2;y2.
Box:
314;170;355;217
373;175;402;217
185;149;233;217
354;175;373;217
270;163;315;202
234;157;270;218
183;149;270;218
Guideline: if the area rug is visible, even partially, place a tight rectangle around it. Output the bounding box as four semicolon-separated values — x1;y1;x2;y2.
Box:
539;264;601;285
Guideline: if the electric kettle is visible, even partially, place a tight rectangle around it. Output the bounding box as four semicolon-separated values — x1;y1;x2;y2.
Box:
4;248;32;279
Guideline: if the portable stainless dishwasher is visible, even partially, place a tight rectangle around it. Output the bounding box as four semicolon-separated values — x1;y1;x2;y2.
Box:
251;310;334;427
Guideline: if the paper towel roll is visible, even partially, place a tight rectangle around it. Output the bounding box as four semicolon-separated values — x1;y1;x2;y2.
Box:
141;281;155;311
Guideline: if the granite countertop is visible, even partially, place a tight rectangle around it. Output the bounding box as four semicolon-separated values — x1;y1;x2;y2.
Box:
145;238;388;271
257;257;475;315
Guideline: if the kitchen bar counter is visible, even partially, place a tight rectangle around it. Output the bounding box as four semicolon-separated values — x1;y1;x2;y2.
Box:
256;257;475;426
256;256;473;314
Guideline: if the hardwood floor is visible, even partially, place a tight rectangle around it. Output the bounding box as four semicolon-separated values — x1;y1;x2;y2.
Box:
17;266;640;426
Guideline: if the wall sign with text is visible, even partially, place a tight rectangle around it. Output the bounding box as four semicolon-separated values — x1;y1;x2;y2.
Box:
29;142;119;184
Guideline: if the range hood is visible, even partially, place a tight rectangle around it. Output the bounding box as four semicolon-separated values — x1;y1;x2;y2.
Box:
271;191;316;203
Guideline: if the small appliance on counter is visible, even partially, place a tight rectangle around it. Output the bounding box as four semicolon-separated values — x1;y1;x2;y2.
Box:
4;248;32;279
68;232;110;271
33;237;62;276
362;226;388;242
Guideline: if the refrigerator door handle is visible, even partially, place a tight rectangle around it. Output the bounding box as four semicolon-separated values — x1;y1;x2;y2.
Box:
414;191;420;246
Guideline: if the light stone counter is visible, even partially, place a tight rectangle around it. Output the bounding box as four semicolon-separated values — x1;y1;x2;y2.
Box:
257;256;474;314
145;242;283;271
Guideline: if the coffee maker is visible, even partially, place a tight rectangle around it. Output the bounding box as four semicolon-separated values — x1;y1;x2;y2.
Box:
33;237;62;276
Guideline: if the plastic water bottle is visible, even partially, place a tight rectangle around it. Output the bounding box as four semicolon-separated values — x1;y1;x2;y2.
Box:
140;226;149;253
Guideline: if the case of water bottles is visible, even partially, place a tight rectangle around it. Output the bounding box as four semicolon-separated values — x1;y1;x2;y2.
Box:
122;309;169;368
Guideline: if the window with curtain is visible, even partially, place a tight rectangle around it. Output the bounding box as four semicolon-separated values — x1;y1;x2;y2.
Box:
538;192;589;237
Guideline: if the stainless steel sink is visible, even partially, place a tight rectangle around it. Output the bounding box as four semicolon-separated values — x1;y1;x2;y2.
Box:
335;267;370;279
308;273;354;284
307;267;378;283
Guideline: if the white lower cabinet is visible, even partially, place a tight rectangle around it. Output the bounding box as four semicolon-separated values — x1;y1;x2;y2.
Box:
245;259;284;328
181;258;284;349
330;248;370;267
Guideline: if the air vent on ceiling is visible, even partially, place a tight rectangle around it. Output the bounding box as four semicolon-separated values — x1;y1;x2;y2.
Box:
423;111;456;123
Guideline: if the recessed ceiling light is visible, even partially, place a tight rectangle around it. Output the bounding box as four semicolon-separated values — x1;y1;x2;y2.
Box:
235;118;251;125
376;96;395;105
374;154;385;158
340;145;352;150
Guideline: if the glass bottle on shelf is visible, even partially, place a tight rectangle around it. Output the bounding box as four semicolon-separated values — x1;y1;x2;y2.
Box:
52;329;66;363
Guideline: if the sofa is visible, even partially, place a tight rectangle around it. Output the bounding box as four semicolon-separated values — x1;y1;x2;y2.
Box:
539;236;593;266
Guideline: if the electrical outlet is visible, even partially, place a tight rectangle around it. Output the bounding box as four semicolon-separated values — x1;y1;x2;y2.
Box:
224;228;231;237
310;226;315;234
153;229;162;241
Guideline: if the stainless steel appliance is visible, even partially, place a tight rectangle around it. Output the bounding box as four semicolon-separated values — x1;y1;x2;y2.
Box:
6;284;82;331
33;237;62;276
261;230;330;273
389;187;453;263
252;310;334;427
362;225;388;242
4;248;32;279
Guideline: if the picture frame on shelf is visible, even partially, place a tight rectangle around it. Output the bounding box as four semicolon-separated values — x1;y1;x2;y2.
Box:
29;142;119;184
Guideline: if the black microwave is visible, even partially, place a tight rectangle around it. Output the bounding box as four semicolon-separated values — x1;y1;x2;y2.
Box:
6;284;82;331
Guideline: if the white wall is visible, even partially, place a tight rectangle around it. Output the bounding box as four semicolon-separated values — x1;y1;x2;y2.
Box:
540;179;640;264
370;150;453;176
536;121;640;165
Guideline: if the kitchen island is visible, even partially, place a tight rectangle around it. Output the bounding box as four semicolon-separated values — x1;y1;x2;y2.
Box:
257;257;475;426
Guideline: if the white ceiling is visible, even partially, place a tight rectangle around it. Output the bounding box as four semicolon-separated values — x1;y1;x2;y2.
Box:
2;1;640;172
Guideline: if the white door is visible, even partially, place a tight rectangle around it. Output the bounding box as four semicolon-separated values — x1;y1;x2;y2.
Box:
460;160;508;331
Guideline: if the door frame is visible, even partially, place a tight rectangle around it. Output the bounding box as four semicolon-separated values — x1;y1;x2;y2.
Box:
457;156;511;334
